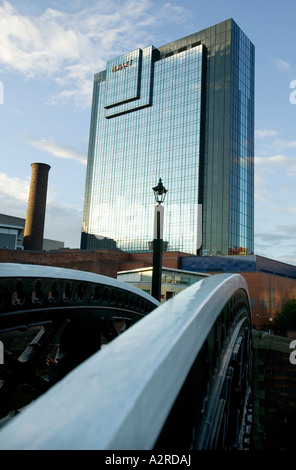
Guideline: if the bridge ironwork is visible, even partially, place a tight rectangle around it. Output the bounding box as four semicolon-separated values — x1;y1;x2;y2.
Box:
0;264;253;450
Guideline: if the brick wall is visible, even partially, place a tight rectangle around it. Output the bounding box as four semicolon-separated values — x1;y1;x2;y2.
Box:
0;249;119;278
117;251;192;271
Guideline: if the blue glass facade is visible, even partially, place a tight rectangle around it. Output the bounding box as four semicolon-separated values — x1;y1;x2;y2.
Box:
81;19;255;256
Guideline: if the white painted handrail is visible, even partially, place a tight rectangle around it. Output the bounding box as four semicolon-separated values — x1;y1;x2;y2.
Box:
0;273;251;450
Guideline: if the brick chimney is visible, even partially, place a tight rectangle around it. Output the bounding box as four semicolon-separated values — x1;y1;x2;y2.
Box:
23;163;51;251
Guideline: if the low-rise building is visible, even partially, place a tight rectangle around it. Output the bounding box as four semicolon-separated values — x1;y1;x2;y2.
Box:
117;267;209;302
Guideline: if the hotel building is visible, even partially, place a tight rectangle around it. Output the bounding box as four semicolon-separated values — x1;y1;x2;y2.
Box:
81;19;255;256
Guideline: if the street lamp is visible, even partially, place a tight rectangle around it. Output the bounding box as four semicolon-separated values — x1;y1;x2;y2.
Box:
152;178;167;205
152;178;167;301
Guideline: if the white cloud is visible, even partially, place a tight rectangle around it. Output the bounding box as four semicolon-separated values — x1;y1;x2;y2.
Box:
28;138;87;165
0;2;93;75
274;58;292;72
255;129;278;138
255;221;296;264
0;1;189;108
274;139;296;149
256;153;296;176
0;171;29;204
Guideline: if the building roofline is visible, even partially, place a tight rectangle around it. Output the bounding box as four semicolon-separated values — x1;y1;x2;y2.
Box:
117;266;209;277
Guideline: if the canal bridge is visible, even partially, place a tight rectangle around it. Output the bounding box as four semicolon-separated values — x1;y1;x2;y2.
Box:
0;263;253;450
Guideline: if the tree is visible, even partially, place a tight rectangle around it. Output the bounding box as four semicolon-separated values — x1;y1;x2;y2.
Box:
275;298;296;330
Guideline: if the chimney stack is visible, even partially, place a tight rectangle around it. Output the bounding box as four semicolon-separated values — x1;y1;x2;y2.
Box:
23;163;51;251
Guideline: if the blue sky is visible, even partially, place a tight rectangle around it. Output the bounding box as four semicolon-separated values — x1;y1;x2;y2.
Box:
0;0;295;264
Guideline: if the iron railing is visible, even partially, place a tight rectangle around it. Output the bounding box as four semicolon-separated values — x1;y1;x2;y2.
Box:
0;266;253;450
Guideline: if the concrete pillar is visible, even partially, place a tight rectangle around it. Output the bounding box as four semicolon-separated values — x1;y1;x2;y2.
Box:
23;163;51;251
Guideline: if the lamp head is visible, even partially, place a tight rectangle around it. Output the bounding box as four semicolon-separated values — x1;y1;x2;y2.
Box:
153;178;167;204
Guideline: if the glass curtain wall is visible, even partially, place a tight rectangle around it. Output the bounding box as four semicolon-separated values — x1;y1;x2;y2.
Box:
228;23;255;255
82;45;203;253
81;19;255;256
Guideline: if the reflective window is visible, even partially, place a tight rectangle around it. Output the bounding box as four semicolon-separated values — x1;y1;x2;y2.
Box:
82;19;254;256
83;45;203;254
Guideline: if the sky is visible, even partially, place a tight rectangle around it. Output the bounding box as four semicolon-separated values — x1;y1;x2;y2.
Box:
0;0;296;265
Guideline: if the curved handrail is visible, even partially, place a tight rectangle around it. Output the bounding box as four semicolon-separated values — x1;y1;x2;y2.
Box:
0;273;252;450
0;263;159;305
0;263;159;327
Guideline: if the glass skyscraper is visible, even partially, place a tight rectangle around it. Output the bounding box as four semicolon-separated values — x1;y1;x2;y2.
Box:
81;19;254;256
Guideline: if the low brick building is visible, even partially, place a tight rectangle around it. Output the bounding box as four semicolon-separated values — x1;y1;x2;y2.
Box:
179;255;296;330
0;248;119;278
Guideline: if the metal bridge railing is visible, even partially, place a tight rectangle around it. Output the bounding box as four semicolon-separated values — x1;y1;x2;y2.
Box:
0;271;253;450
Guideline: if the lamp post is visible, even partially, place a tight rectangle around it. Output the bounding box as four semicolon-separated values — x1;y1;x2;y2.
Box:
151;178;167;301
